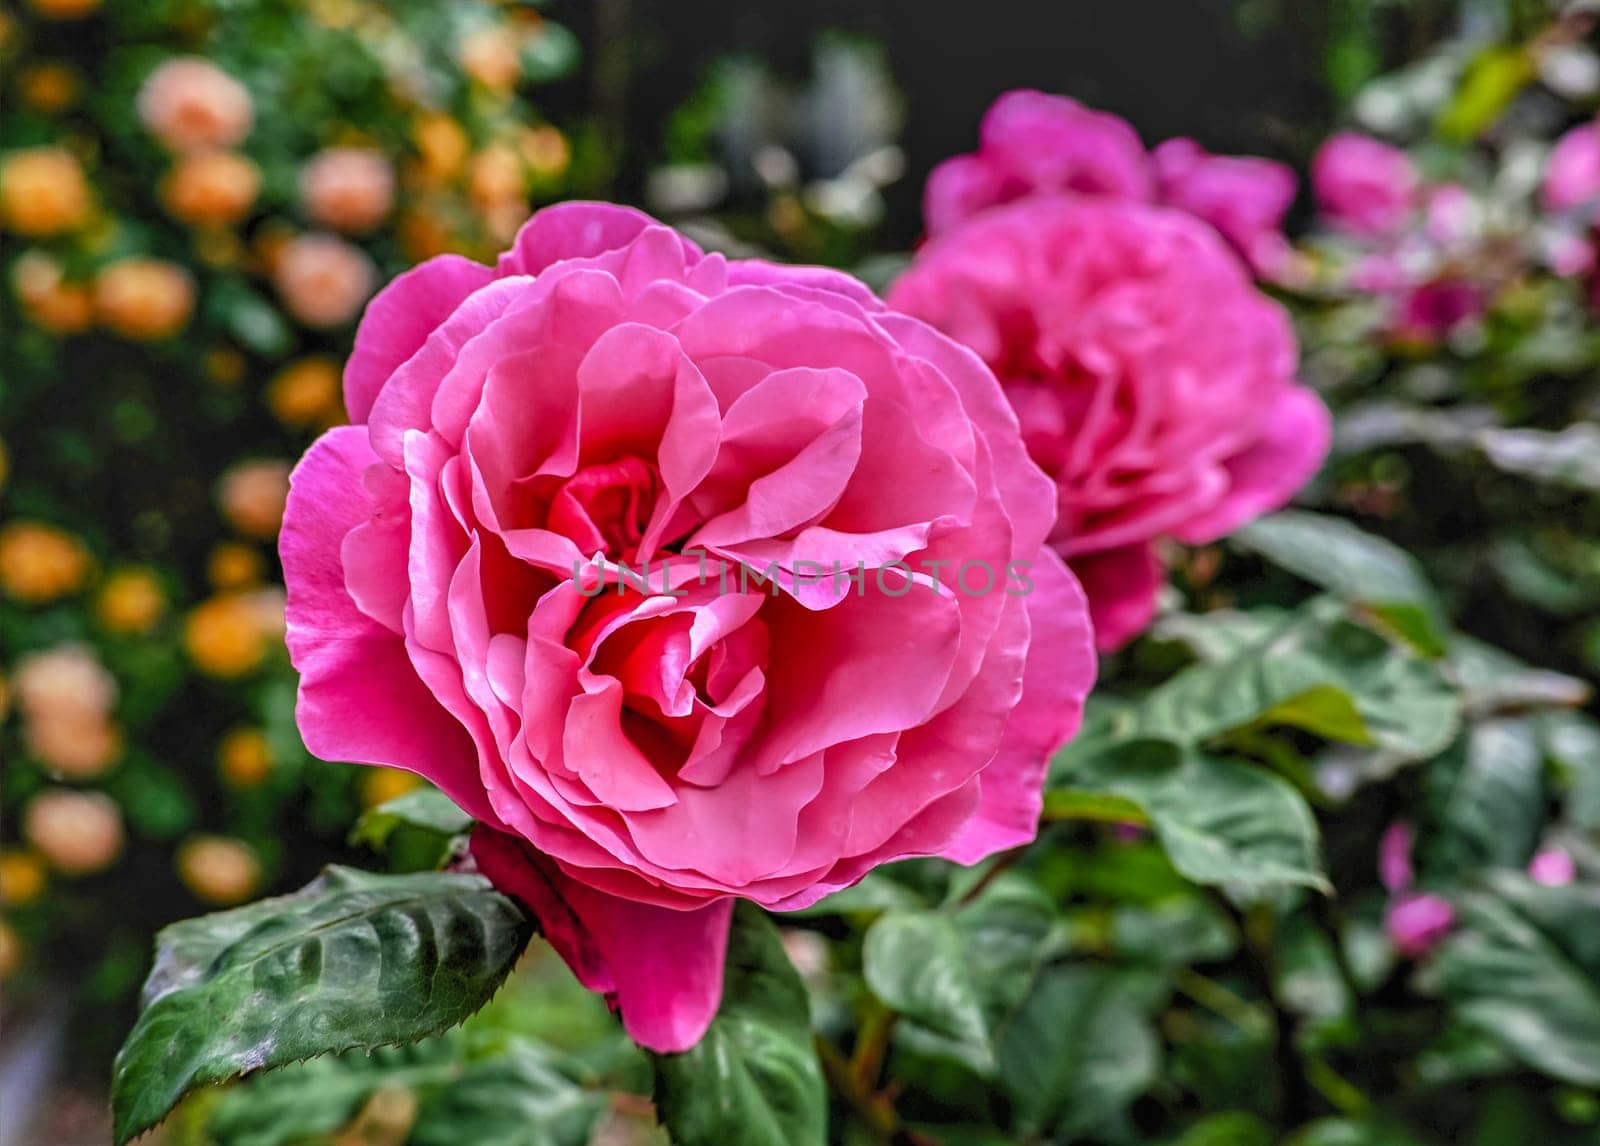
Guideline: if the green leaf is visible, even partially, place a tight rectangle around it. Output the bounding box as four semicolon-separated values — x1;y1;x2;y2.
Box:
1233;512;1447;655
1475;424;1600;493
1434;875;1600;1085
998;964;1160;1138
111;866;534;1144
1170;1112;1274;1146
410;1037;608;1146
1132;603;1458;759
1422;718;1545;874
651;903;825;1146
1054;739;1329;893
351;786;474;850
863;876;1057;1072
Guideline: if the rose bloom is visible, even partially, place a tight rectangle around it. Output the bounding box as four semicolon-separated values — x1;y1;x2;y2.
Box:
0;521;91;602
299;147;395;234
161;150;261;227
218;459;292;538
1311;132;1417;236
923;90;1297;279
12;250;94;334
93;257;195;340
137;57;254;153
1543;120;1600;215
890;195;1329;650
273;234;377;329
0;147;93;236
280;202;1096;1050
1386;893;1454;958
23;789;123;876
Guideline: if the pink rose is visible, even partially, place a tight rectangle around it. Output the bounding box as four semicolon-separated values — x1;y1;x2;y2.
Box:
1393;278;1483;343
924;89;1153;235
924;91;1297;281
1312;133;1417;236
1151;138;1298;277
1528;847;1576;887
1378;821;1415;893
1386;893;1454;958
889;195;1328;650
1543;121;1600;215
280;203;1096;1051
136;57;254;153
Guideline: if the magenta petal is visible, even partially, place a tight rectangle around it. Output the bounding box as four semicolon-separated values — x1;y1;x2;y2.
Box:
1171;385;1330;545
281;427;498;825
941;550;1095;863
345;255;494;425
471;825;732;1052
498;201;701;277
1068;542;1164;652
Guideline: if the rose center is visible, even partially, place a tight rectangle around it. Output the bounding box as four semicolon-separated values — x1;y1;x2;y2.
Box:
547;458;660;561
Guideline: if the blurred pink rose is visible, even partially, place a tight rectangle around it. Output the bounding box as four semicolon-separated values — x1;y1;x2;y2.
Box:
1378;821;1414;893
1394;278;1483;342
890;195;1327;650
299;148;395;234
137;57;254;153
1152;138;1298;277
1422;183;1476;246
924;91;1297;280
1312;133;1417;236
924;89;1153;234
280;202;1096;1051
1528;847;1577;887
273;234;376;329
1543;121;1600;214
1386;893;1454;958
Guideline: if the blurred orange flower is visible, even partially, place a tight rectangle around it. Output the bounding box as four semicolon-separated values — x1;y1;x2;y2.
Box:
362;766;423;808
161;150;261;227
24;0;101;20
458;26;521;92
17;63;79;114
93;257;195;340
176;836;262;906
96;568;167;634
267;356;344;427
217;459;292;538
0;851;47;907
24;789;123;876
272;233;376;329
0;522;91;603
12;251;94;334
207;542;264;590
0;147;93;236
184;593;271;678
300;147;395;233
413;113;469;184
137;57;254;152
217;726;273;789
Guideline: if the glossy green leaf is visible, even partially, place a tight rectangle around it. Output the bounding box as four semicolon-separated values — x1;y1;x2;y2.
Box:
1054;739;1329;893
651;903;825;1146
1234;512;1447;655
998;964;1160;1138
1434;874;1600;1086
111;866;534;1144
1422;718;1544;873
350;786;474;851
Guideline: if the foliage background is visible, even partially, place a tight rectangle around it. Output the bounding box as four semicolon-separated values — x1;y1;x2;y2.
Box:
3;1;1600;1144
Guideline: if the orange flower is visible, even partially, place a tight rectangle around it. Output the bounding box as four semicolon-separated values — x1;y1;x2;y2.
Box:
23;789;123;876
413;113;468;184
0;851;47;907
299;147;394;234
12;251;93;334
15;644;116;721
207;542;263;590
0;922;19;980
25;717;122;779
205;346;248;386
0;521;91;603
469;143;526;209
520;125;571;179
218;726;273;788
137;57;254;152
17;63;78;114
94;257;195;340
397;208;454;262
458;26;521;92
96;568;167;634
176;836;261;906
362;766;423;808
0;147;93;236
272;233;375;329
161;150;261;227
184;593;271;678
266;356;343;427
217;459;291;538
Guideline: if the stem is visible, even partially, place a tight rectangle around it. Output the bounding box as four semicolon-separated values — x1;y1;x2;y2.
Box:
850;1001;898;1091
817;1035;900;1143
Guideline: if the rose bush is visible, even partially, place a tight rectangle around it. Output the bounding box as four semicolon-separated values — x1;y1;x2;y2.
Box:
890;194;1329;649
280;201;1096;1050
